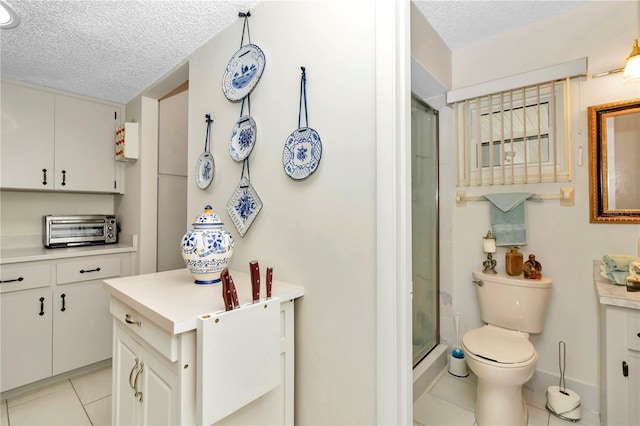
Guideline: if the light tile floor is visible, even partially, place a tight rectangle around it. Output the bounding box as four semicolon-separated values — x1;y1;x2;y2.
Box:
1;363;599;426
414;367;599;426
1;365;111;426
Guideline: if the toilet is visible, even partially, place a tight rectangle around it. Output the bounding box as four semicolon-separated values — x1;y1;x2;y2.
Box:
461;270;552;426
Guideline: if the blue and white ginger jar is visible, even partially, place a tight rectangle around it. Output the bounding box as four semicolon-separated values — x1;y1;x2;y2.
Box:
181;205;234;284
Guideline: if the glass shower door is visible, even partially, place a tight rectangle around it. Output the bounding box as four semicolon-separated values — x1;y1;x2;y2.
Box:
411;96;439;366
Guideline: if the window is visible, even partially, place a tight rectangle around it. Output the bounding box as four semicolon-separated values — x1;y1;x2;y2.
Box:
454;79;571;186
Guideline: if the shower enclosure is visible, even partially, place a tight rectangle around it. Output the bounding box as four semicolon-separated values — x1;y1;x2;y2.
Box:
411;96;439;366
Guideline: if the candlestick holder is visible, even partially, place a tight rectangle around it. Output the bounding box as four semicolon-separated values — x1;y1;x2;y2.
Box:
483;253;497;274
482;230;497;274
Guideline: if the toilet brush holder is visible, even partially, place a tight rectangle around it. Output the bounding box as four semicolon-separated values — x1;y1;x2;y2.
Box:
448;352;468;377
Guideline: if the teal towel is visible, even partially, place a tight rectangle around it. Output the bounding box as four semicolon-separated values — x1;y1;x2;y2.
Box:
483;193;541;247
602;254;640;272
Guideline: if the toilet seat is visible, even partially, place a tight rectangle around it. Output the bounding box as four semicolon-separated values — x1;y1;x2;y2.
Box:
463;325;535;365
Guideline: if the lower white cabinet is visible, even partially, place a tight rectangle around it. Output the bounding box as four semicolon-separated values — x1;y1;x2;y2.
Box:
0;252;133;393
52;280;112;375
113;322;179;426
0;287;53;391
110;295;296;425
598;303;640;425
113;322;180;425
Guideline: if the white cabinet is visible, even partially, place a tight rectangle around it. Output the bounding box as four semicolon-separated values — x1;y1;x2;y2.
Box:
109;288;298;426
112;321;179;426
0;82;55;190
598;304;640;425
0;80;123;193
54;94;120;192
0;253;133;392
0;287;53;391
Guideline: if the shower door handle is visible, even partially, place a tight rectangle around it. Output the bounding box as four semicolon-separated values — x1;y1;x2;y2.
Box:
472;279;484;287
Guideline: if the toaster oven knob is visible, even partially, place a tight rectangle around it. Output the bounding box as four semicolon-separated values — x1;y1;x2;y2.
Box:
108;226;114;231
108;233;114;239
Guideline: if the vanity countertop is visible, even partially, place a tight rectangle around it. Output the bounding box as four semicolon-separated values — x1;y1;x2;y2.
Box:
593;259;640;310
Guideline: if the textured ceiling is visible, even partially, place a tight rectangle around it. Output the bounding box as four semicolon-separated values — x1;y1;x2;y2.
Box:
0;0;590;105
0;0;257;104
414;0;590;51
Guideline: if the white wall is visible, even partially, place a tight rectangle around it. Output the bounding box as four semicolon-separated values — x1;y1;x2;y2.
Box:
0;191;115;236
187;1;377;423
447;0;640;414
118;96;159;274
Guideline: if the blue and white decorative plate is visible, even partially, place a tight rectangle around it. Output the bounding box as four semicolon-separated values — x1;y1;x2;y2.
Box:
229;115;257;161
222;44;266;101
226;177;262;237
195;152;215;189
282;127;322;180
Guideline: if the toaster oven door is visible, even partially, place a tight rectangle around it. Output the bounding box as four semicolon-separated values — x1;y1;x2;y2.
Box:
46;219;107;247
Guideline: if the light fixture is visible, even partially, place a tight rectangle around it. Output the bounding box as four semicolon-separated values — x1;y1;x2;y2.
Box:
0;0;20;29
623;39;640;82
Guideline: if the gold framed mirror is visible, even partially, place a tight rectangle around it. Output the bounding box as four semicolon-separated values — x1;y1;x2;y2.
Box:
588;99;640;223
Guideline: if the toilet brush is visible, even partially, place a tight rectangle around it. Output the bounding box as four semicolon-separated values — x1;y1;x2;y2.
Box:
546;341;581;421
448;313;468;377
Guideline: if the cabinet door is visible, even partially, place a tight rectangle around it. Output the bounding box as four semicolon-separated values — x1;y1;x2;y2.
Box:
628;352;640;426
0;288;53;392
0;82;55;190
52;280;111;375
140;348;178;426
54;95;119;192
113;323;142;426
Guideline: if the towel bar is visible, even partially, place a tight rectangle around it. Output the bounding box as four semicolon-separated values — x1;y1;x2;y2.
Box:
456;186;574;207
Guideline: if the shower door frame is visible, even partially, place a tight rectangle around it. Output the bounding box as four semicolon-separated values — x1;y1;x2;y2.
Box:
410;95;440;368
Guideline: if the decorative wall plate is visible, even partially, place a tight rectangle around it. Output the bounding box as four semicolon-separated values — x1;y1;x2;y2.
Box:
226;177;262;237
195;152;215;189
222;44;266;101
282;127;322;180
229;115;257;161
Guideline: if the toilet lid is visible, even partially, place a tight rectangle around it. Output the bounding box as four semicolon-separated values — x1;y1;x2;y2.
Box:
462;326;535;364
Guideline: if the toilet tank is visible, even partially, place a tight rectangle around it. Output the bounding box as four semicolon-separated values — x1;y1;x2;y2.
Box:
472;270;552;334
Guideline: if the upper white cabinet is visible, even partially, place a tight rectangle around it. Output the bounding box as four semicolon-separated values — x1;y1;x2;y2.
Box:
0;82;55;190
1;80;123;193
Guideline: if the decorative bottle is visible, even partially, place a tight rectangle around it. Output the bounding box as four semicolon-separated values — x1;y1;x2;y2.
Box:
505;247;523;276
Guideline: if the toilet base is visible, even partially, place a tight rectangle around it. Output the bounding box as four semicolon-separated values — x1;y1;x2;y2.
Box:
474;379;528;426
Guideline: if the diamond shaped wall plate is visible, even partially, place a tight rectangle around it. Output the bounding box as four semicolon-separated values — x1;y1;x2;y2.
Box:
226;177;262;237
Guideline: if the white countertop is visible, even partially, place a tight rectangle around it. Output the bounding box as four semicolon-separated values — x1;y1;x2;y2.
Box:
103;268;304;335
0;235;136;264
594;259;640;310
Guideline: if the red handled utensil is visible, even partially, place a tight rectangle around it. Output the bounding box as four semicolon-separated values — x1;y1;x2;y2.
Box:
266;267;273;299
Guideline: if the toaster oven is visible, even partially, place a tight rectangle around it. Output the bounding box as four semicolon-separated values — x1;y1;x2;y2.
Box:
43;215;118;248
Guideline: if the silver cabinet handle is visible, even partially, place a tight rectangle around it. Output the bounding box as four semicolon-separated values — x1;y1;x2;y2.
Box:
125;313;141;326
128;358;139;389
472;279;484;287
134;362;144;402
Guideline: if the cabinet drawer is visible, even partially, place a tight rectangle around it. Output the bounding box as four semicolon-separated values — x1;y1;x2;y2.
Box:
627;313;640;352
0;263;51;293
110;297;178;362
57;255;121;284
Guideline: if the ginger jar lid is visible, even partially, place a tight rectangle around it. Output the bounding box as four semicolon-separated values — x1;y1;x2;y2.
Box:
192;205;223;228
